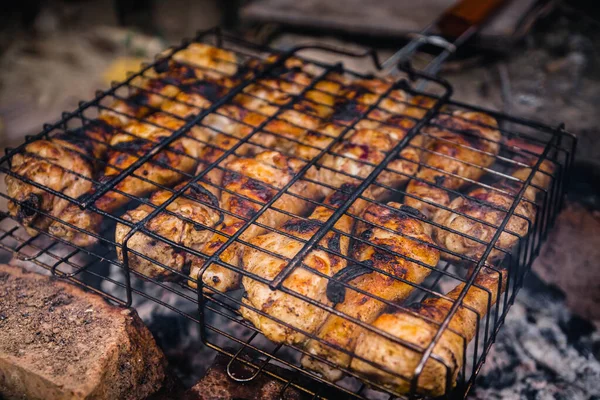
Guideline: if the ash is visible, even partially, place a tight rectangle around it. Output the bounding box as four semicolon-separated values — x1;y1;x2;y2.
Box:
470;273;600;400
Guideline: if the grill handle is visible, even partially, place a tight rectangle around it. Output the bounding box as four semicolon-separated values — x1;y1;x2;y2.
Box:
382;0;509;78
438;0;508;38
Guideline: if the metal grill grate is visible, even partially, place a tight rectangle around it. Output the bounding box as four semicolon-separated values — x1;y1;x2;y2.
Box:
0;28;576;399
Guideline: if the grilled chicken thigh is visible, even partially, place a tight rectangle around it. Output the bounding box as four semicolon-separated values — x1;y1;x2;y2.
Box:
351;266;507;397
115;59;337;283
405;111;501;218
294;79;423;200
240;186;357;345
114;180;222;280
49;72;241;246
433;159;554;263
316;123;422;201
301;202;440;380
6;122;115;236
188;150;322;292
6;44;230;236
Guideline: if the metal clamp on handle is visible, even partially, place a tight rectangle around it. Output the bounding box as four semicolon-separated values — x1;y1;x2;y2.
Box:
405;33;458;53
381;0;508;79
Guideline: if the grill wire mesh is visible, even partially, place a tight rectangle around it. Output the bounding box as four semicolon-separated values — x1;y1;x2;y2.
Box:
0;28;576;399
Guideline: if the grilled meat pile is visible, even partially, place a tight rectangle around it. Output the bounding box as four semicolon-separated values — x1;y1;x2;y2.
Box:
4;41;556;397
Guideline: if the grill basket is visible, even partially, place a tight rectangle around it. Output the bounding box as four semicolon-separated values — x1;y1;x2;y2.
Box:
0;28;576;399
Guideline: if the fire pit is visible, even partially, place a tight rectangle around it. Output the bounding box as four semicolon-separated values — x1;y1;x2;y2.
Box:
0;26;577;399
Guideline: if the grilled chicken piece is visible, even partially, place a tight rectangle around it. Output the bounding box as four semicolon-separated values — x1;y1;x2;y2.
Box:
351;267;507;397
112;124;246;281
316;123;422;201
184;63;356;292
291;79;423;201
237;81;426;346
5;44;229;236
433;159;554;263
240;186;357;345
219;60;345;157
405;111;501;218
301;202;440;381
48;73;240;247
114;181;222;280
114;59;338;282
189;151;322;292
6;122;115;236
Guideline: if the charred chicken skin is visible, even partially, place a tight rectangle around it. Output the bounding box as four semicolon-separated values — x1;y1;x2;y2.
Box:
6;122;115;236
188;150;322;292
114;180;222;280
433;159;554;263
237;84;434;354
405;111;501;218
351;266;507;397
47;47;241;246
116;59;338;285
189;70;394;293
6;43;232;236
240;186;358;345
301;202;440;380
298;80;422;200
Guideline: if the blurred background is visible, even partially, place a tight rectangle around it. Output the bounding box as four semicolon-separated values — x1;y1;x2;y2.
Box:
0;1;599;397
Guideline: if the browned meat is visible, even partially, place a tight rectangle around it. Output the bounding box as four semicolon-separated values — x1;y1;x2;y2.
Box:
48;105;230;247
301;202;440;380
6;122;115;236
240;186;356;345
48;71;240;247
7;44;237;239
188;151;322;292
433;159;554;263
115;59;338;283
351;266;507;397
114;181;222;280
292;79;424;201
405;111;502;218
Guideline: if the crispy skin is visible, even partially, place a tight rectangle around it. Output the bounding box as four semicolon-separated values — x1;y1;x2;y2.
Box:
228;60;345;156
240;188;355;345
351;267;507;397
5;51;215;236
6;123;114;236
405;111;501;218
290;78;409;163
49;71;239;246
114;181;222;280
316;122;421;201
433;160;554;263
188;151;322;292
113;126;244;281
116;58;339;283
297;80;421;200
186;61;352;292
48;109;225;247
301;202;440;380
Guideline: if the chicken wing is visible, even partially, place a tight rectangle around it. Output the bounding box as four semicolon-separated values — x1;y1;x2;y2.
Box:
301;202;440;381
240;186;357;345
351;266;507;397
433;159;554;263
405;111;501;218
